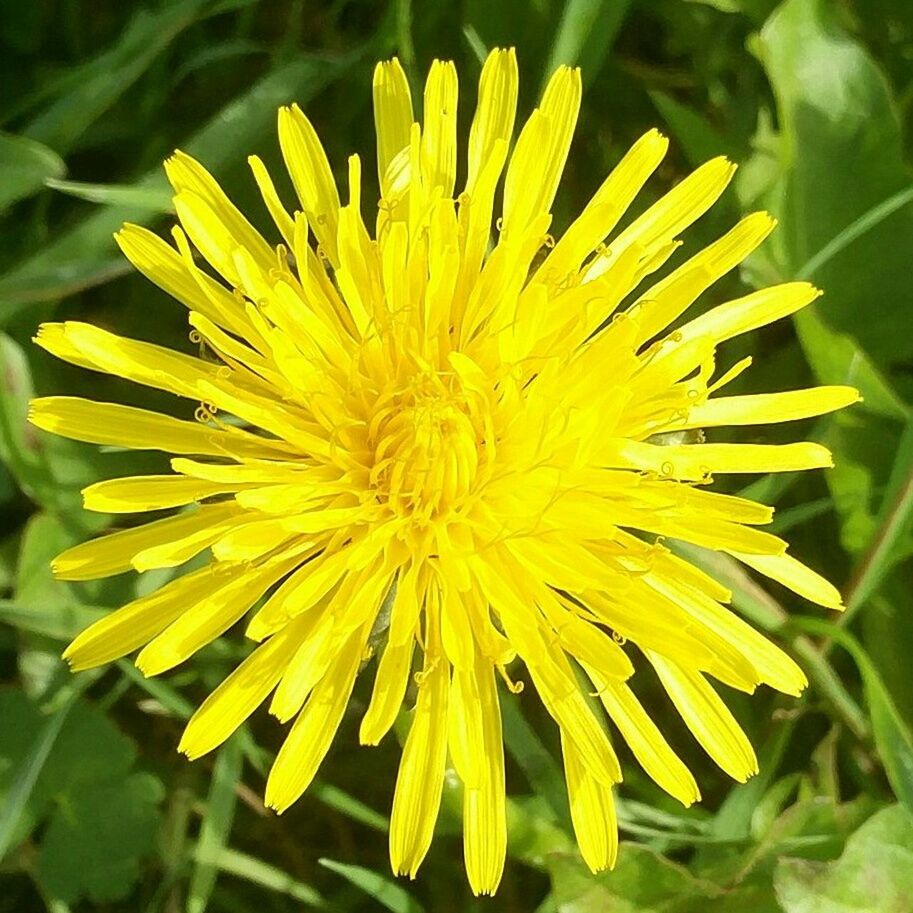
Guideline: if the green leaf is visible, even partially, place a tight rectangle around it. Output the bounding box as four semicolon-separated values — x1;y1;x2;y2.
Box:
794;619;913;815
756;0;913;368
319;858;425;913
797;184;913;283
0;599;107;642
0;687;78;859
310;781;389;833
0;52;360;321
794;309;908;422
862;577;913;745
0;132;65;212
547;844;728;913
0;686;163;902
774;805;913;913
37;772;165;903
187;737;243;913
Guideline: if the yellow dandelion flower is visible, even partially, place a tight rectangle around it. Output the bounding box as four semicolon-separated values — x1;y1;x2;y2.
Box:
30;49;857;894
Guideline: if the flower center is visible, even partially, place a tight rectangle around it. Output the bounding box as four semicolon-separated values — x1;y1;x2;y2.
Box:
368;375;483;520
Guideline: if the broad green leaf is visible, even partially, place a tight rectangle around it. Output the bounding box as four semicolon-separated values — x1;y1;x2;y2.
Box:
863;578;913;743
843;415;913;617
0;687;78;858
794;309;908;422
37;772;165;903
0;686;162;902
0;132;64;212
319;858;425;913
757;0;913;367
547;844;727;913
774;805;913;913
696;795;877;905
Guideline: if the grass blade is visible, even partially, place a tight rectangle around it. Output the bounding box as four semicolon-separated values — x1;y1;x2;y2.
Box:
45;178;173;212
844;416;913;621
0;52;360;320
199;847;325;908
543;0;632;86
187;737;243;913
319;858;425;913
797;184;913;281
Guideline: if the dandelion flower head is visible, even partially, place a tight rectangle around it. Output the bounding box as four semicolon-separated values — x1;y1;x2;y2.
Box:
30;49;857;894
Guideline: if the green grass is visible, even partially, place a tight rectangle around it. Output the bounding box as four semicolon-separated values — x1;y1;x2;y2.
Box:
2;0;913;910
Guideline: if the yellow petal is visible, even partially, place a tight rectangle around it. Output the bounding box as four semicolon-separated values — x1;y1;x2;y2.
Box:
248;154;295;246
82;474;241;513
360;637;415;746
649;653;758;782
462;659;507;896
584;156;736;282
265;624;369;812
466;48;518;193
51;502;240;580
373;58;414;191
733;550;844;610
632;211;776;345
165;150;275;273
561;731;618;873
179;616;308;759
646;572;807;696
591;677;700;806
136;554;300;676
63;565;219;671
534;128;669;286
269;565;389;722
277;104;340;264
671;281;822;348
602;438;833;478
389;614;450;878
36;321;217;400
28;397;294;460
685;386;860;428
114;224;249;338
421;59;458;196
502;64;581;236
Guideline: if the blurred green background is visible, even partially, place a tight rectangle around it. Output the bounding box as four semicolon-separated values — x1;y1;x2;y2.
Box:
2;0;913;910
